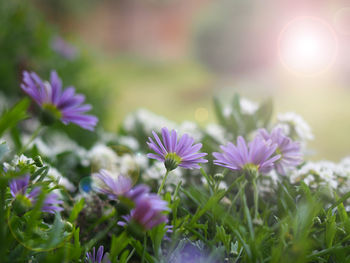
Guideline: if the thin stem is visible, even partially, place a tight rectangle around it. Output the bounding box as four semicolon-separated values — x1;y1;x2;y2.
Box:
141;234;147;263
252;177;259;219
19;125;44;154
157;170;170;195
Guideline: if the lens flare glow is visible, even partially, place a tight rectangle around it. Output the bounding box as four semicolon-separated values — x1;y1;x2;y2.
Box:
278;17;338;76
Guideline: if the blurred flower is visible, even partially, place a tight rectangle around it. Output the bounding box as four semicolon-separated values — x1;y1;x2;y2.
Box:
121;192;169;230
9;174;30;197
88;144;119;172
21;70;98;130
51;36;78;60
9;175;63;213
277;112;314;142
48;167;76;192
147;127;208;171
259;128;302;175
41;192;64;213
240;98;259;115
205;123;231;145
92;169;133;199
178;121;203;142
34;132;87;160
85;246;111;263
92;169;149;203
213;136;280;174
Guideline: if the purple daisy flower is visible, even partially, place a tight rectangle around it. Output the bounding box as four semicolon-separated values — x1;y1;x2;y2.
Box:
9;174;30;197
147;127;208;171
86;246;111;263
259;128;302;175
119;193;169;230
213;136;281;174
9;175;63;213
92;169;133;199
92;169;150;202
41;192;64;214
21;70;98;131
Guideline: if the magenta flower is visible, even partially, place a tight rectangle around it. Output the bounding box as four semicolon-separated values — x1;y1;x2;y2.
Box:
259;128;302;175
122;193;170;230
9;175;63;214
213;136;281;174
86;246;110;263
21;70;98;131
147;127;208;171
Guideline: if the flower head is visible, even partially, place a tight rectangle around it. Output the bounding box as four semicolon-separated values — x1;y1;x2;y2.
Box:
92;169;133;199
41;192;64;214
259;128;302;175
126;193;169;230
9;175;63;214
21;70;98;131
147;127;207;171
92;169;150;203
86;246;111;263
9;174;30;197
213;136;281;174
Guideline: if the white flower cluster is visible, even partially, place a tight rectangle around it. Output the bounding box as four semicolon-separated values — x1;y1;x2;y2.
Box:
34;132;87;160
276;112;314;142
290;159;350;194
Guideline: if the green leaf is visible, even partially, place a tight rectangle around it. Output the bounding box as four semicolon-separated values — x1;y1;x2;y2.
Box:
0;98;29;137
68;198;85;223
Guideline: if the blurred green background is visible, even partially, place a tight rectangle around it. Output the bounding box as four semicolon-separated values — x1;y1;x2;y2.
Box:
1;0;350;160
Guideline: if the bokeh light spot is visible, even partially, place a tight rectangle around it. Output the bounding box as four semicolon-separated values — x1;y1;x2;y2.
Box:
278;16;338;76
195;107;208;122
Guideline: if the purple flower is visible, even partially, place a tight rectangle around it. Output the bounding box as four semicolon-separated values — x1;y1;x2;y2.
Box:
92;170;133;199
259;128;302;175
147;127;208;171
86;246;111;263
41;192;64;214
9;175;63;214
9;174;30;197
21;70;98;131
92;169;150;202
127;193;170;230
51;36;78;60
213;136;281;174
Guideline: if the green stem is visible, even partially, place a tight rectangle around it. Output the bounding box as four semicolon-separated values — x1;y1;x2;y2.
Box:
141;234;147;263
157;170;170;195
252;177;259;219
19;125;44;154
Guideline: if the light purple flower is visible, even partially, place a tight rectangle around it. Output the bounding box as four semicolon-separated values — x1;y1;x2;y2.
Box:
92;169;149;202
147;127;208;171
86;246;111;263
21;70;98;131
9;174;30;197
9;175;63;213
41;192;64;214
259;128;302;175
213;136;281;174
125;193;170;230
51;36;78;60
92;170;133;199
